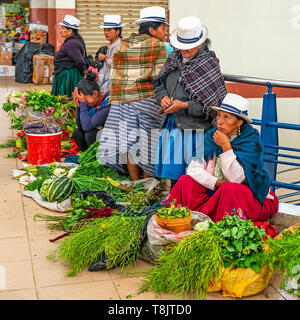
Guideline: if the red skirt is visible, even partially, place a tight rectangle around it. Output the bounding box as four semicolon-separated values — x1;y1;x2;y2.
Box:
165;175;279;223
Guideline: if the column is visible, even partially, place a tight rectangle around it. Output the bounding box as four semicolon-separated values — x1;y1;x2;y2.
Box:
29;0;76;50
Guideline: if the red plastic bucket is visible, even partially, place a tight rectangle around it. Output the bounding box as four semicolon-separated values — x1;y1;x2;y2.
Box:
26;132;62;165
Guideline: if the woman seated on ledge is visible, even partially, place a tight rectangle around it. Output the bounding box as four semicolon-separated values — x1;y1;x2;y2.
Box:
162;93;279;222
72;71;110;151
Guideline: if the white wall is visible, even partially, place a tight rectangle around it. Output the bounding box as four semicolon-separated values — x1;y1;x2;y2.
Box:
169;0;300;81
169;0;300;188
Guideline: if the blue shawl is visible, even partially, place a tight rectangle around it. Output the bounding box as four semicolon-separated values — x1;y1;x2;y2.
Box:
204;124;270;205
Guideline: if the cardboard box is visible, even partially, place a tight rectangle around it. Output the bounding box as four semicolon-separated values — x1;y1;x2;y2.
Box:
0;65;15;76
32;54;54;84
0;51;12;65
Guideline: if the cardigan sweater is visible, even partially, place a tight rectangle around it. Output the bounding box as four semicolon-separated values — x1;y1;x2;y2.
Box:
186;149;274;200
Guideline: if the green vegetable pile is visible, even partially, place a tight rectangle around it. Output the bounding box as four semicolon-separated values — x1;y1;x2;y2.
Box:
2;90;77;128
156;205;191;219
72;176;142;202
209;214;266;272
263;226;300;297
23;162;63;192
34;194;106;231
78;140;100;164
125;189;163;212
140;228;224;300
48;214;147;276
74;160;127;181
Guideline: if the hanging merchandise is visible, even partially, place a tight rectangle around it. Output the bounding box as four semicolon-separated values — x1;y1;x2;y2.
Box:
29;23;48;45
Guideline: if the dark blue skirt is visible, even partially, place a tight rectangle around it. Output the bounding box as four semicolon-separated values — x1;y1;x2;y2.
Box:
155;114;204;180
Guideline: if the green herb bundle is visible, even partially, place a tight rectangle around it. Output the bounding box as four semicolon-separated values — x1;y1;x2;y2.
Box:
126;189;162;212
263;226;300;297
34;195;105;231
73;161;109;178
78;140;100;164
0;139;16;149
49;214;146;276
64;195;105;230
140;229;224;300
209;214;266;272
74;160;126;181
23;163;61;192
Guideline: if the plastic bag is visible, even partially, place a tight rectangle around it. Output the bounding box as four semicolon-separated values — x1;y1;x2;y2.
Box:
140;212;212;264
120;177;160;191
79;190;117;208
23;189;72;212
207;266;272;298
19;106;70;127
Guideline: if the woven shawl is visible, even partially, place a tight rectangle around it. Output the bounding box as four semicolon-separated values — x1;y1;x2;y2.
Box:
154;48;227;125
110;33;167;105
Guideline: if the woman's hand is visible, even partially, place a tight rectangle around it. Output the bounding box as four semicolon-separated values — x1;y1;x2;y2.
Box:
213;130;232;152
215;178;228;189
98;53;106;62
161;96;172;108
72;88;80;107
73;87;85;105
164;100;188;114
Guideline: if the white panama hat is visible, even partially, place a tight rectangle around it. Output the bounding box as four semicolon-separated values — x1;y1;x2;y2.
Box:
99;15;126;28
59;14;80;29
170;16;208;50
212;93;252;123
135;6;169;25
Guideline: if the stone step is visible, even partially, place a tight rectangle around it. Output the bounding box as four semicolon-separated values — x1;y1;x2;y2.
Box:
269;203;300;232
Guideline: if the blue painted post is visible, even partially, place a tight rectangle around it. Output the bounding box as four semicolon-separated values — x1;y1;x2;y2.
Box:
260;83;278;191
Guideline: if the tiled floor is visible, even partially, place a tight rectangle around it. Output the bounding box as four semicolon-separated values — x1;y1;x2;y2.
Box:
0;76;298;300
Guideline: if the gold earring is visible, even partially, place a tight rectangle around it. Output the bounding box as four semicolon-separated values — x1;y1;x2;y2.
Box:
237;126;241;136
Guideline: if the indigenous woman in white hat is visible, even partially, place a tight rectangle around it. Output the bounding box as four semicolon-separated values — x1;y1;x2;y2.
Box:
51;14;88;97
99;6;172;180
154;16;227;185
163;93;279;224
97;15;125;94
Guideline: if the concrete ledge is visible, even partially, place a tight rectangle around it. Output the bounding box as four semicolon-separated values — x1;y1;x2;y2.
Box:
269;203;300;232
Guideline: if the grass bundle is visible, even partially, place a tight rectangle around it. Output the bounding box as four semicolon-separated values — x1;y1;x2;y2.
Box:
140;229;224;300
263;226;300;296
48;214;146;276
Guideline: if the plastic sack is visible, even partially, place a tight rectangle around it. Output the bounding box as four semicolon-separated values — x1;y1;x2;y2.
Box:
23;189;72;212
120;177;160;191
208;266;272;298
15;42;54;83
139;212;212;264
19;106;70;127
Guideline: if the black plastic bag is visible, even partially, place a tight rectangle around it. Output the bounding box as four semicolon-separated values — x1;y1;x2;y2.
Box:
79;190;116;208
88;253;108;271
15;42;54;83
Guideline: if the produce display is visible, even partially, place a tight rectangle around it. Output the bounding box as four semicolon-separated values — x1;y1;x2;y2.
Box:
1;90;77;159
156;205;191;219
2;88;298;300
140;213;300;299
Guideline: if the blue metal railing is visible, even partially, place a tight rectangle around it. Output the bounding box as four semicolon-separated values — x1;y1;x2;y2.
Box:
223;74;300;204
